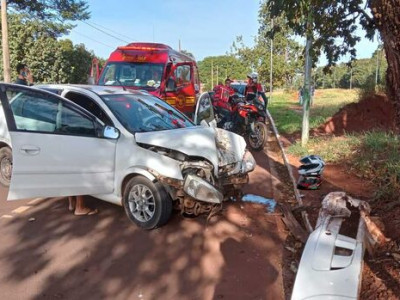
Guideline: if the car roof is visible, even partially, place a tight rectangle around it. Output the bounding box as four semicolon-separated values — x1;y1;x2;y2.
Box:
231;81;247;85
35;84;151;97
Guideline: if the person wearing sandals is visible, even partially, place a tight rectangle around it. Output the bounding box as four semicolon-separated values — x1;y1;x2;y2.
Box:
68;196;98;216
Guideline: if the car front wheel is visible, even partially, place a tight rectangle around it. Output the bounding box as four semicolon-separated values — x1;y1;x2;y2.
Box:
0;146;12;187
123;176;172;229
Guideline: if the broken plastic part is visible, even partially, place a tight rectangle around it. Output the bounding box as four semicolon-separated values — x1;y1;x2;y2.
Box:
291;192;369;300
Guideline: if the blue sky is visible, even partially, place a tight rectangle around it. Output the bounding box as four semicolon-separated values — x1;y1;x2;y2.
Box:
65;0;378;64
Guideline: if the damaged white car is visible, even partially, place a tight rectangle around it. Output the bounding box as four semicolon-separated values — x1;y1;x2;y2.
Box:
0;84;255;229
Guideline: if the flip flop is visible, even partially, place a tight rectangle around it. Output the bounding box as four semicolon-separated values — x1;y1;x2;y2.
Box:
74;208;99;216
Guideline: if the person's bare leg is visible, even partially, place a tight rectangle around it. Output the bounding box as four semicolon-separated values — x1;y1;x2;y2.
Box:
68;196;76;212
74;196;98;216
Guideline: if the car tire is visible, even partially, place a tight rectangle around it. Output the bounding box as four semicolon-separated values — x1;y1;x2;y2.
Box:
0;146;12;187
123;176;172;229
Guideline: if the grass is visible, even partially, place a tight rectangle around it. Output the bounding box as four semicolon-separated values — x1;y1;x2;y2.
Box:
269;88;359;135
287;135;361;162
269;89;400;202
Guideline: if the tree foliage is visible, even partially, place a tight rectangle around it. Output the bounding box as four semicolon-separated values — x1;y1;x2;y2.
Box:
197;55;249;91
261;0;400;131
8;0;90;22
231;17;303;89
313;47;387;90
260;0;372;67
0;13;97;84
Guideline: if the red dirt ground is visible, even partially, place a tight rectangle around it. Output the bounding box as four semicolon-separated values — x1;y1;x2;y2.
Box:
313;93;397;135
282;94;400;299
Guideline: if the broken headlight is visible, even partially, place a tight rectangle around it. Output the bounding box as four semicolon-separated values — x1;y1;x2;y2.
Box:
241;150;256;173
183;174;223;204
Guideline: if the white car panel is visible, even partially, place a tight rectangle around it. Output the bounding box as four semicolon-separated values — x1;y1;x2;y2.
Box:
7;131;116;200
136;127;219;173
0;102;11;146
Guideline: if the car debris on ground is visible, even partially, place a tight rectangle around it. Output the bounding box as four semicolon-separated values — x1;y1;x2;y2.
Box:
290;191;391;300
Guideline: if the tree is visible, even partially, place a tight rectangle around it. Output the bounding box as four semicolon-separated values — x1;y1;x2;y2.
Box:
231;27;303;90
261;0;400;134
0;13;96;83
180;49;195;60
2;0;89;81
197;55;249;91
8;0;89;24
370;1;400;130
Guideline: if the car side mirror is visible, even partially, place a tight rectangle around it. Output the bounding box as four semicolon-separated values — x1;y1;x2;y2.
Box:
103;126;120;139
165;78;177;92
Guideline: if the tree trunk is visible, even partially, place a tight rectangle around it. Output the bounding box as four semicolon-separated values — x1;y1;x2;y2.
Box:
370;0;400;132
1;0;11;83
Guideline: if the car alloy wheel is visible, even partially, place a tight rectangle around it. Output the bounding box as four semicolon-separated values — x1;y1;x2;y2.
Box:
123;176;172;229
0;147;12;187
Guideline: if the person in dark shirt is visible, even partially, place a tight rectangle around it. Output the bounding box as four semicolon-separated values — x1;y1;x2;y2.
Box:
245;72;268;110
15;63;34;86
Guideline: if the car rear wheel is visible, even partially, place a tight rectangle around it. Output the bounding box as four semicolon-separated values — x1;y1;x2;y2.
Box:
123;176;172;229
0;146;12;187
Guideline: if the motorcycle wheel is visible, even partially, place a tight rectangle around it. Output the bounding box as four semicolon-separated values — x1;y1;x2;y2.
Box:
247;121;268;151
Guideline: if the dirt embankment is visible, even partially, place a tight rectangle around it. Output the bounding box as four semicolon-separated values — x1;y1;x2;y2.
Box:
282;93;400;299
314;94;396;135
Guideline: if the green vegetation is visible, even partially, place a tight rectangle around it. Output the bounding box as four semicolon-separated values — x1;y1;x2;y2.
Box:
269;89;358;134
271;89;400;202
0;13;100;84
287;135;361;162
287;131;400;201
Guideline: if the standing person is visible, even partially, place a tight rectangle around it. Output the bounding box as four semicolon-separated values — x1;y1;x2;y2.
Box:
68;196;98;216
245;72;268;109
298;87;304;105
15;63;34;86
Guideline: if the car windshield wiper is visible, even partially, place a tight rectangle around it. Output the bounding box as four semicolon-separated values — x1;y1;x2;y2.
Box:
154;103;186;122
114;78;127;91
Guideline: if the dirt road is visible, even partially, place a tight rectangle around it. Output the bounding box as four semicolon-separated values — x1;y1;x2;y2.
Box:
0;140;287;300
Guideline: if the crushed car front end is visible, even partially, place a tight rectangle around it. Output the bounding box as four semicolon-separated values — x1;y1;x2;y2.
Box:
136;127;256;216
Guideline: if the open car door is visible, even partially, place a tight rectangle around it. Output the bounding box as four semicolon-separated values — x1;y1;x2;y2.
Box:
0;84;118;200
164;63;196;116
193;92;216;127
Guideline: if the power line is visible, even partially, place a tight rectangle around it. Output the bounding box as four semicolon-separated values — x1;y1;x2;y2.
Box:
70;29;115;49
82;20;137;42
80;20;129;44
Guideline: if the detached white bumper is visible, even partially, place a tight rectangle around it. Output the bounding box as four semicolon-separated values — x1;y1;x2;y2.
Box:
292;192;368;300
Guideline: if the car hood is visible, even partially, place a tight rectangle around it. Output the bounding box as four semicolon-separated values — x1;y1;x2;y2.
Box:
135;127;246;174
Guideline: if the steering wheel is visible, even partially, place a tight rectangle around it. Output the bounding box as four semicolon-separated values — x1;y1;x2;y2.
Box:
142;115;164;129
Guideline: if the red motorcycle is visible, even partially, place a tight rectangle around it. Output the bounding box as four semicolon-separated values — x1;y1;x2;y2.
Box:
215;93;268;151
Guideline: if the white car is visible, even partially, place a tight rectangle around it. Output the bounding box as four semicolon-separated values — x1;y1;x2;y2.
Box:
0;84;255;229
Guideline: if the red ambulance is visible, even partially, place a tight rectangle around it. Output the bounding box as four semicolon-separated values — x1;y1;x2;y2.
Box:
97;42;200;116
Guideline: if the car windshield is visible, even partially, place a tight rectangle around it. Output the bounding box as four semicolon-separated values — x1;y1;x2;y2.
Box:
231;83;246;96
98;62;164;91
101;93;194;133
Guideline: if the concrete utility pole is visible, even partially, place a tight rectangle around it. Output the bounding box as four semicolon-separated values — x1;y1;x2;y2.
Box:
1;0;11;82
301;6;313;147
211;61;213;88
270;19;273;99
350;67;353;90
